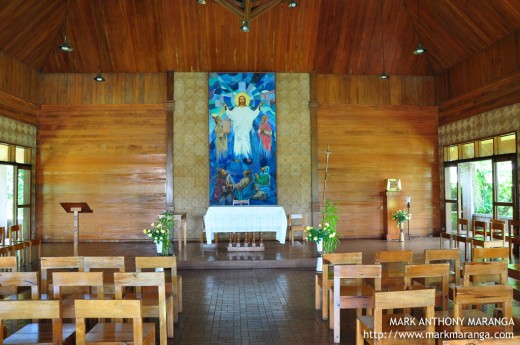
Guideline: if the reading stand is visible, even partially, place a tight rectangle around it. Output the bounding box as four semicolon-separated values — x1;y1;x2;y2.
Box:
60;202;93;256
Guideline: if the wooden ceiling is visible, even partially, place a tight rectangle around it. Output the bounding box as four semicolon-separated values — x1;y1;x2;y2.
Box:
0;0;519;75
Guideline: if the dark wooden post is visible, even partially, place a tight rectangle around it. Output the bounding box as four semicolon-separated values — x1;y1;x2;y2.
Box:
165;71;175;211
309;72;321;227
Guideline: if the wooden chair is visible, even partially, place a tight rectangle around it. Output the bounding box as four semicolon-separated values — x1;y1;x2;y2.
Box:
75;299;156;345
114;271;167;345
287;213;306;245
442;336;520;344
25;237;42;265
0;227;11;252
463;261;508;286
471;247;509;285
374;250;413;288
470;221;507;261
331;264;382;343
472;246;509;263
52;271;105;319
0;257;18;272
356;288;436;345
7;225;25;269
135;256;181;337
0;271;39;300
404;263;450;310
0;299;76;345
490;219;508;246
507;219;520;260
424;248;461;285
453;218;471;259
40;256;84;296
83;256;125;296
472;220;489;240
435;285;513;336
314;251;362;320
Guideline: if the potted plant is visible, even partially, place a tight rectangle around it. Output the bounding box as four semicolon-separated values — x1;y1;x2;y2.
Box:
143;210;175;255
306;199;341;271
392;209;409;242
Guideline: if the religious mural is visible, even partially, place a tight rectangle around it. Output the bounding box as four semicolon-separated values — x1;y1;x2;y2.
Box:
208;72;277;205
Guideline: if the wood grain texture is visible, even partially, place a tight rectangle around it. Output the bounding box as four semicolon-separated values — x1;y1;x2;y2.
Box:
0;91;39;125
41;73;166;105
36;104;166;241
1;0;519;76
0;53;40;105
316;74;439;238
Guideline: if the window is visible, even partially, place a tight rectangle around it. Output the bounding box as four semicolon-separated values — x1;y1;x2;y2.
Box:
0;142;32;240
442;132;517;230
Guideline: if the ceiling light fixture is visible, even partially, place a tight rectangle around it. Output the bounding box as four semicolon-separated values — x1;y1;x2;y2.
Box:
379;0;389;79
213;0;298;32
404;0;427;55
94;0;108;82
413;42;426;55
58;0;74;52
59;34;73;52
93;73;106;82
196;0;206;4
240;20;250;32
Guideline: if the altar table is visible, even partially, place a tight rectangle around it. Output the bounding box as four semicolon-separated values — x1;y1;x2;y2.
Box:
204;206;287;245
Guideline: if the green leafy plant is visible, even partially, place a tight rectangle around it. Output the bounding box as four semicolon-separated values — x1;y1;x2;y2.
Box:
392;209;409;227
306;199;340;253
143;210;175;255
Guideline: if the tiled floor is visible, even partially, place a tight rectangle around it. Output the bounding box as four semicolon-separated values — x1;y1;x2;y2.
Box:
33;237;520;344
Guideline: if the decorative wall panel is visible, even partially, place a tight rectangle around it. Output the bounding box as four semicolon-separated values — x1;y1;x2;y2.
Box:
174;73;311;240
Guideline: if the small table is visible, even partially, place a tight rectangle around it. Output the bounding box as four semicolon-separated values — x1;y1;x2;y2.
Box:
173;212;187;252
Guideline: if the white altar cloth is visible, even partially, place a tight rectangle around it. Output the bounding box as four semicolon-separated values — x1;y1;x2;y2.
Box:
204;206;287;244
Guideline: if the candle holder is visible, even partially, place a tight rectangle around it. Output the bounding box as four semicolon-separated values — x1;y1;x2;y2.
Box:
406;196;411;240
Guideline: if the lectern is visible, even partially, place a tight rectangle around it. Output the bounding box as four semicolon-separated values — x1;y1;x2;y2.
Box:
382;191;402;240
60;202;93;256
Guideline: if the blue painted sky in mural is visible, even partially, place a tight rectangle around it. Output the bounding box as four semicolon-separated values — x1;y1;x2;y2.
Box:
208;72;277;206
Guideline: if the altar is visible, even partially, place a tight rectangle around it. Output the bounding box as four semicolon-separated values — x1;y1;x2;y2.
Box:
204;205;287;246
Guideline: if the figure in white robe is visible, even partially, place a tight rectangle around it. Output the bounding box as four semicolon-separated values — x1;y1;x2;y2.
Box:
223;95;263;161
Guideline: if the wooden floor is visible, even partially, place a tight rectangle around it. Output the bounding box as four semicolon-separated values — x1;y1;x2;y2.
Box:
25;237;520;344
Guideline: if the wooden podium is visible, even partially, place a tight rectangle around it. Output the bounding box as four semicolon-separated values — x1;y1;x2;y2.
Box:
60;202;93;256
382;191;402;240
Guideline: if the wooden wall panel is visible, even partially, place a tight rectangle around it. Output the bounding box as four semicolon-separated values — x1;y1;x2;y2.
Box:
0;91;39;125
316;75;439;238
41;73;166;105
0;52;40;105
317;105;439;238
36;104;166;241
317;75;436;106
438;31;520;124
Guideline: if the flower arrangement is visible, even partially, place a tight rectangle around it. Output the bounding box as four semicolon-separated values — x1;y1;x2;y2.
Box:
143;210;175;255
392;209;410;227
306;199;340;254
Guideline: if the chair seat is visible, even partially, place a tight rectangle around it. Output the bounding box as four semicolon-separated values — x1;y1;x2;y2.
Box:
86;322;156;345
3;323;76;345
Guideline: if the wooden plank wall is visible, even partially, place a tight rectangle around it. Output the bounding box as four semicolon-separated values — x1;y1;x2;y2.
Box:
0;52;40;125
316;75;439;238
37;73;166;241
438;31;520;125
